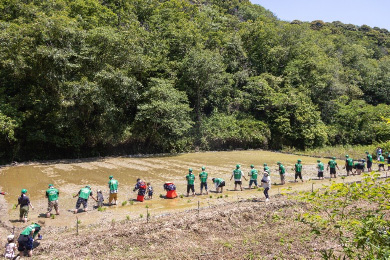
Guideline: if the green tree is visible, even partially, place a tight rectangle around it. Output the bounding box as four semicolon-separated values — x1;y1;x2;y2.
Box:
133;78;193;153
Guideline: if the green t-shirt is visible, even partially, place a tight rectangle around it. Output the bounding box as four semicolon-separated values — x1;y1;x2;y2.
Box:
367;154;373;162
328;160;337;168
46;187;59;202
199;171;208;183
20;223;41;238
79;188;92;199
233;169;243;180
317;162;324;171
295;163;302;173
249;169;258;180
379;155;385;162
279;165;285;175
214;178;224;185
186;174;195;185
346;158;353;166
264;166;270;174
108;179;118;191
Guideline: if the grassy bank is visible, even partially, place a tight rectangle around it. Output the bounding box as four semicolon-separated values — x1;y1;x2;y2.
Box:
283;144;380;160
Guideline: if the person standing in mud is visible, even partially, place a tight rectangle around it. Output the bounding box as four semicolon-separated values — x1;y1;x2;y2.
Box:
345;155;354;176
327;157;340;178
199;166;208;195
248;164;258;189
73;186;97;213
366;151;373;172
108;175;118;205
277;162;286;185
230;164;247;191
16;189;34;223
186;169;196;196
133;178;147;201
378;153;385;171
294;159;303;182
317;160;325;180
17;221;44;258
45;184;59;218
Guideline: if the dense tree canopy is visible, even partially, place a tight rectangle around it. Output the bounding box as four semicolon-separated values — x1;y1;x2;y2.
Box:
1;0;390;162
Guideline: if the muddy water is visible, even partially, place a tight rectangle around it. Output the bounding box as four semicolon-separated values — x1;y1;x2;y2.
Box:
0;150;346;229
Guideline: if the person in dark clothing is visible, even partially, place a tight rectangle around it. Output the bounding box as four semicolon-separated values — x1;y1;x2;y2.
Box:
15;189;34;223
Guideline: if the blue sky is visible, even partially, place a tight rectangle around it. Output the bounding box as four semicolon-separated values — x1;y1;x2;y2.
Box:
251;0;390;30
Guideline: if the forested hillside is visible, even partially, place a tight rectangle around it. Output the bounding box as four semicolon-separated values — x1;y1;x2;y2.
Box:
1;0;390;162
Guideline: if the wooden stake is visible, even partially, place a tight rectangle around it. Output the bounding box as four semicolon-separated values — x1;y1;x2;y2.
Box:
76;217;79;235
197;200;200;217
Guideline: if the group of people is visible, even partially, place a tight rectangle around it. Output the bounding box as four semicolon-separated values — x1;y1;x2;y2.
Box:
6;150;387;258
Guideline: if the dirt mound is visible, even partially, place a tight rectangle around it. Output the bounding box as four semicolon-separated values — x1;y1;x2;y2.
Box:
34;197;338;259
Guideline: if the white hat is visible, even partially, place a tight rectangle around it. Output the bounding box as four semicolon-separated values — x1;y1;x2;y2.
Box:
7;234;14;241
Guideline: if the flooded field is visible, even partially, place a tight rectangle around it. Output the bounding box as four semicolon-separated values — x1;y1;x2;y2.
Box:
0;150;360;230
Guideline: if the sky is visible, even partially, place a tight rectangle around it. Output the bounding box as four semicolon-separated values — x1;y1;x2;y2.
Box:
251;0;390;30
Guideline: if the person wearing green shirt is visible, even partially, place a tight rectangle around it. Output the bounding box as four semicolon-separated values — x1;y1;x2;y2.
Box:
248;165;258;189
366;151;373;171
212;178;225;193
230;164;247;191
327;157;340;178
17;221;44;257
186;168;196;196
277;162;286;185
354;159;365;175
345;155;354;176
294;159;303;182
199;166;208;195
378;154;385;171
73;186;97;214
45;184;59;218
263;163;270;174
108;175;119;206
317;160;325;180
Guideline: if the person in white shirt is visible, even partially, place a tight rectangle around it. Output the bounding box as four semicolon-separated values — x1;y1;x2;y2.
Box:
261;171;271;202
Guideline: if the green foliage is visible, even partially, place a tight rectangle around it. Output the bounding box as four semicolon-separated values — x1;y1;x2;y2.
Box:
296;173;390;259
200;113;270;150
133;78;193;153
1;0;390;162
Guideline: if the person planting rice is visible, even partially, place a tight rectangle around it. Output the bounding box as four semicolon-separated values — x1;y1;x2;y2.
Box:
45;184;59;218
212;178;225;193
17;221;44;258
16;189;34;223
73;186;97;213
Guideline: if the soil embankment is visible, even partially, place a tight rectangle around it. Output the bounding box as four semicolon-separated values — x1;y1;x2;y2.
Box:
34;198;339;259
